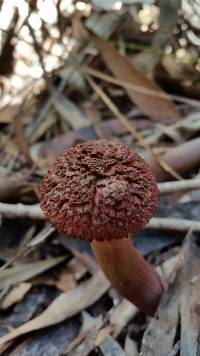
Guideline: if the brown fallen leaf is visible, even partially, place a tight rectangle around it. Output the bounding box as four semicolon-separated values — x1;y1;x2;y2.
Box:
12;115;33;166
0;271;110;345
0;176;29;202
92;34;179;121
0;105;19;124
147;137;200;181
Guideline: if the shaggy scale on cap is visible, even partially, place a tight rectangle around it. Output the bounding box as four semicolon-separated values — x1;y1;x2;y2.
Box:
39;140;158;241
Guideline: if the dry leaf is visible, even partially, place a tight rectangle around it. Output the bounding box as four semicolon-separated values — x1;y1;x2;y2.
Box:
0;256;66;290
0;271;110;345
68;255;179;356
92;34;179;121
0;105;18;124
154;0;181;50
30;112;55;143
56;270;76;292
52;94;90;129
68;258;87;280
86;12;122;39
140;235;200;355
0;176;29;202
99;335;126;356
12;115;33;166
124;335;138;356
66;312;103;355
72;12;88;41
0;282;32;310
71;249;99;275
147;136;200;181
27;224;55;248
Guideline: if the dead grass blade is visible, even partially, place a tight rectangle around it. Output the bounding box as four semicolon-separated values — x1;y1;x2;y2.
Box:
91;34;180;121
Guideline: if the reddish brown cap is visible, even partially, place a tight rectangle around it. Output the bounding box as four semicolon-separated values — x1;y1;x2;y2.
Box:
39;140;158;241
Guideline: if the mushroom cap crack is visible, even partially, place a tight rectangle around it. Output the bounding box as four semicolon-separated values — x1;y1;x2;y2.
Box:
40;140;158;241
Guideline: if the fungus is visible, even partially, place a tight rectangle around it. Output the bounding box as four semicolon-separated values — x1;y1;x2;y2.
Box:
40;140;164;316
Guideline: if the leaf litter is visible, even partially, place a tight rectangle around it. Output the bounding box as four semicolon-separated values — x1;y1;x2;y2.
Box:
0;1;200;354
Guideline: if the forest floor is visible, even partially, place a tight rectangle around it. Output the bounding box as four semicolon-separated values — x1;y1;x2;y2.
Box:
0;1;200;355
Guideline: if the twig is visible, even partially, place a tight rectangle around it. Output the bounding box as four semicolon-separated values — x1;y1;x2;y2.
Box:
147;137;200;182
158;178;200;194
85;74;182;180
82;66;200;108
0;203;200;232
85;75;149;149
0;203;42;219
147;218;200;232
145;111;200;146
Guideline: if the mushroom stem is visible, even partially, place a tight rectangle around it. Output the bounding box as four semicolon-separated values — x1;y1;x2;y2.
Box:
92;237;164;316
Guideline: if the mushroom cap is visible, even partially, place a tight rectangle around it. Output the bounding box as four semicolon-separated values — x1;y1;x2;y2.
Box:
39;140;158;241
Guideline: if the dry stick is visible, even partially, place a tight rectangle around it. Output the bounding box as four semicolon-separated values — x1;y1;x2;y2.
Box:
1;203;200;232
0;203;42;219
148;137;200;182
85;76;148;146
85;74;182;181
158;178;200;194
146;218;200;232
1;176;200;219
82;66;200;108
146;112;200;146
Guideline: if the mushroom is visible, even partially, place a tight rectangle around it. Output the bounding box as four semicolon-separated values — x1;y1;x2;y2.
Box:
39;140;164;316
